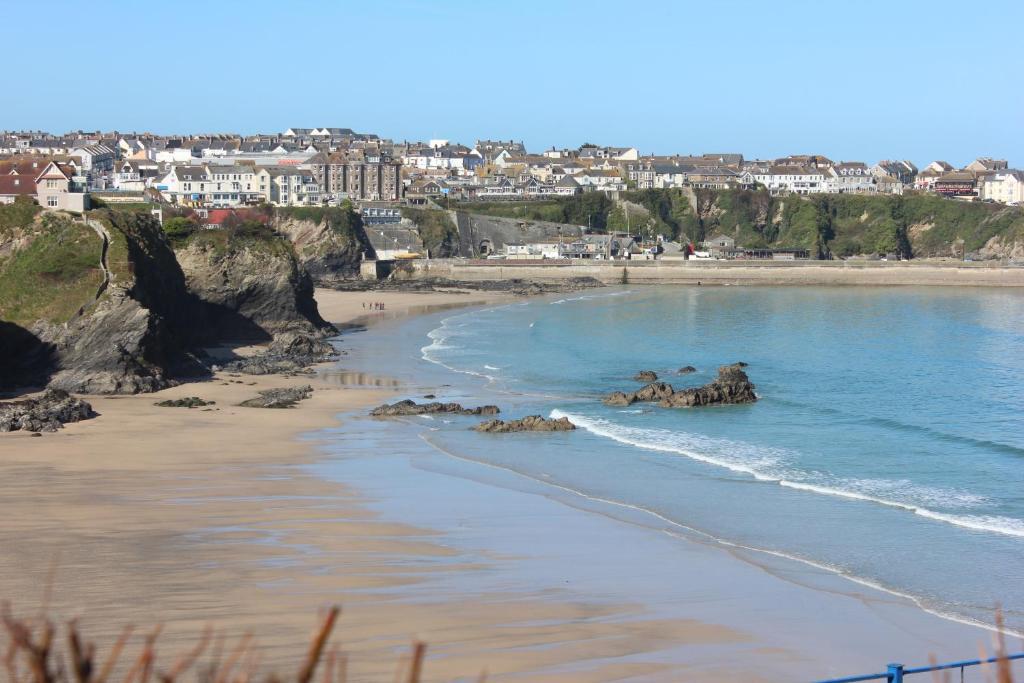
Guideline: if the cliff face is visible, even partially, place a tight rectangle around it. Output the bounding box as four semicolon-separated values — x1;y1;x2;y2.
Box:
1;203;334;395
274;206;370;284
620;189;1024;259
1;206;203;394
175;227;332;341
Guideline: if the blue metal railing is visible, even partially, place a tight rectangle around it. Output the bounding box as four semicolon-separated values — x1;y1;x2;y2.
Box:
817;653;1024;682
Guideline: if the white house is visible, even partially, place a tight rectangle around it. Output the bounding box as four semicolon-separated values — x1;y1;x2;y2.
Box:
261;167;321;206
112;159;160;191
824;162;875;194
980;171;1024;205
752;166;825;195
653;165;688;189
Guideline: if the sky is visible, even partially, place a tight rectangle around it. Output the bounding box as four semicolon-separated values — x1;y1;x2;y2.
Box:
5;0;1022;167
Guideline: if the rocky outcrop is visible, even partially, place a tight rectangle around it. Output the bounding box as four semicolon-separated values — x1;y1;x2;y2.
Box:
979;233;1024;260
658;364;757;407
155;397;214;408
603;382;675;406
274;207;371;284
176;235;333;342
239;385;313;409
634;370;658;382
220;333;338;375
474;415;576;433
603;365;757;408
370;399;500;417
0;389;95;432
677;366;697;374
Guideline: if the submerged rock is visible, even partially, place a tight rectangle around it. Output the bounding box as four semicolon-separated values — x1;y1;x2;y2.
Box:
370;400;500;417
0;389;96;432
634;370;658;382
658;365;757;407
677;366;697;374
474;415;576;433
239;385;313;409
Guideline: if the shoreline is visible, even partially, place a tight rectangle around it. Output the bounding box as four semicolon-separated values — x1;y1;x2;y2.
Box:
320;295;1019;680
0;287;1015;681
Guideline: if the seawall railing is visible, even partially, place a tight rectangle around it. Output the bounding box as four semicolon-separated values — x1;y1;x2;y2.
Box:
817;653;1024;682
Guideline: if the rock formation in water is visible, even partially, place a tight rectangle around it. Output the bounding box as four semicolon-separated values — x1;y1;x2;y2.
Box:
634;370;658;382
603;365;756;408
370;400;500;417
677;366;697;374
603;381;676;406
0;389;96;432
658;364;757;407
474;415;576;433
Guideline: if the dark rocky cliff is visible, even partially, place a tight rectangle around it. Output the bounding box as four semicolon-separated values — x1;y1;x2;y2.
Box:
1;202;333;395
1;206;203;393
175;224;333;341
274;206;371;284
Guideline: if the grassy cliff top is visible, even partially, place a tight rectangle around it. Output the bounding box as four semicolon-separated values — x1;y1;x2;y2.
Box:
0;210;104;326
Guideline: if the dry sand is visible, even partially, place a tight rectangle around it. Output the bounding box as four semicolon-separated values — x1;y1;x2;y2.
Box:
0;288;758;682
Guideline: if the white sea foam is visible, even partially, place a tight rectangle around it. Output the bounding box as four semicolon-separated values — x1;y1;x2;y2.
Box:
483;365;501;371
555;409;1023;539
550;290;633;305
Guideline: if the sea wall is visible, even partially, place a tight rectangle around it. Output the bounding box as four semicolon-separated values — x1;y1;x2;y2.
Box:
396;258;1024;287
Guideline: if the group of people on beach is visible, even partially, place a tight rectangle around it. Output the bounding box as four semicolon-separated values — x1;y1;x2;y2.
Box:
362;301;387;311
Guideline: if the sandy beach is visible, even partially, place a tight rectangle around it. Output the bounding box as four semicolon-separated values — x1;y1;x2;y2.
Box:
0;287;1013;682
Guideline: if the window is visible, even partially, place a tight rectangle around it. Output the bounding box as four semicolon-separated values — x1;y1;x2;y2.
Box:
47;196;58;207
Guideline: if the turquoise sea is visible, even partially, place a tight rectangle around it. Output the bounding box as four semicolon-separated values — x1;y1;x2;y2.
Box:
336;286;1024;634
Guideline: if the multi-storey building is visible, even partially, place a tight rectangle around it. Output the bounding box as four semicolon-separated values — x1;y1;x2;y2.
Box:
824;162;875;194
980;171;1024;204
310;148;402;201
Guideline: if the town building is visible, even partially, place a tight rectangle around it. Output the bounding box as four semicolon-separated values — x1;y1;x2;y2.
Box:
752;166;826;195
933;171;977;197
35;161;89;212
824;162;875;194
980;170;1024;205
312;147;402;202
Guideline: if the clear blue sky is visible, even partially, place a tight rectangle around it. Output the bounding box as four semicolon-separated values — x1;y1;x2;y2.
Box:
6;0;1022;167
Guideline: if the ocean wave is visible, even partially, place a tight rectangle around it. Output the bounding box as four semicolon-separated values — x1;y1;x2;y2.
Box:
550;290;633;305
418;430;1023;638
554;409;1022;539
771;397;1024;458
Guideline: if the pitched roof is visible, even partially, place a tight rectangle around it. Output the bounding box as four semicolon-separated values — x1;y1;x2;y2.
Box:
0;174;35;196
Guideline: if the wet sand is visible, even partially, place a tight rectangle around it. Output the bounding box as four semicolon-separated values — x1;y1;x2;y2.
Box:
0;287;1012;682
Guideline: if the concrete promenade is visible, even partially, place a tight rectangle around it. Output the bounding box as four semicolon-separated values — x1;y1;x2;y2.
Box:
397;258;1024;287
